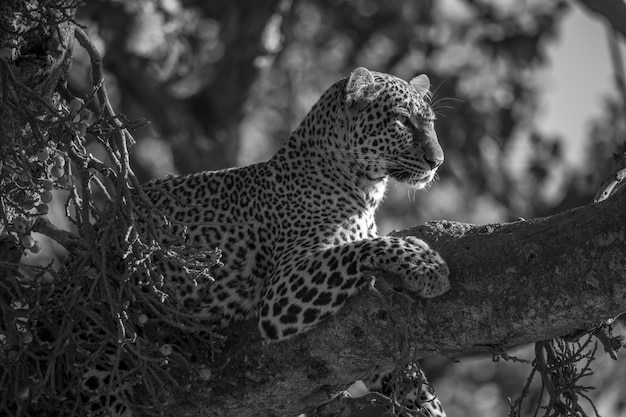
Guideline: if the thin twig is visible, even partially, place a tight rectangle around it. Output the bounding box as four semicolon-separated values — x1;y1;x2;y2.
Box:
593;152;626;202
31;216;86;250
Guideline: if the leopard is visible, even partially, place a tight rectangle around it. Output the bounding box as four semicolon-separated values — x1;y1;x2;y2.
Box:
361;363;447;416
136;66;451;416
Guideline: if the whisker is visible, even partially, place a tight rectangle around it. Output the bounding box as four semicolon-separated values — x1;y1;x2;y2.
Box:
432;104;455;111
432;96;465;106
431;97;464;112
387;159;420;171
430;80;447;103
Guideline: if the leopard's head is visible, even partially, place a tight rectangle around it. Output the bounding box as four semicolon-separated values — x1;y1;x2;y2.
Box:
343;67;443;189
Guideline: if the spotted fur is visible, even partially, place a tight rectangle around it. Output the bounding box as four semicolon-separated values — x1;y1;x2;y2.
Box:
137;67;450;415
144;67;449;338
365;363;446;417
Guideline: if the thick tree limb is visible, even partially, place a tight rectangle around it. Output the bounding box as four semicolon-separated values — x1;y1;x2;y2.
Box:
181;185;626;417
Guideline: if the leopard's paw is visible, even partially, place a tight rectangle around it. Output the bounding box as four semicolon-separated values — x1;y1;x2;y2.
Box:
401;237;450;298
412;249;450;298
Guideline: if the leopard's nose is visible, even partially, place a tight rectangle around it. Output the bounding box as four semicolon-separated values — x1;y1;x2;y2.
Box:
422;141;444;169
424;154;444;169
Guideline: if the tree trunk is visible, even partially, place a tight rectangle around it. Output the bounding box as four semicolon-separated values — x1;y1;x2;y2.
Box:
182;186;626;417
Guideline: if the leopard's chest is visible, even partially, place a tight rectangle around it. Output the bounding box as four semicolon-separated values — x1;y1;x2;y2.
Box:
325;212;377;246
270;173;384;249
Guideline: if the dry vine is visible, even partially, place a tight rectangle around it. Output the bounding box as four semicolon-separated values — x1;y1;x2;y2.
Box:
1;15;222;417
507;325;625;417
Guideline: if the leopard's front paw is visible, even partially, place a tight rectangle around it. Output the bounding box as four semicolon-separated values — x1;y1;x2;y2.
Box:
400;237;450;298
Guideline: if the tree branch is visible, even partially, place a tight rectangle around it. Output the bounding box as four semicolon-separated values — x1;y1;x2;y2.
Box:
175;185;626;416
577;0;626;40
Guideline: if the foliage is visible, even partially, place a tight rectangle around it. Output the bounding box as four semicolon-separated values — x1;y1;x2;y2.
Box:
0;9;222;416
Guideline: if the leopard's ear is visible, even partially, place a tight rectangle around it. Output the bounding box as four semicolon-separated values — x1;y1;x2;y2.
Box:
346;67;382;111
410;74;430;97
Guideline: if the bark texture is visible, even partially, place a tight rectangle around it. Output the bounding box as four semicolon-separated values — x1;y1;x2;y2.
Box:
184;186;626;417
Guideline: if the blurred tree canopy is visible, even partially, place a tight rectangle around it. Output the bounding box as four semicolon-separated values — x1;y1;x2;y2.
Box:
2;0;626;416
73;0;626;233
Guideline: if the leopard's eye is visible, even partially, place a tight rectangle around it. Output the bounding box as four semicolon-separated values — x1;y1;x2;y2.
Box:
395;115;409;127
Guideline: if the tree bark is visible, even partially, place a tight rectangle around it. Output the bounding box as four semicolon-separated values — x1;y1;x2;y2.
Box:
182;185;626;417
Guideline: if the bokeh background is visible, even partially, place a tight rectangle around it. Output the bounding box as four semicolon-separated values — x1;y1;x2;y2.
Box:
65;0;626;415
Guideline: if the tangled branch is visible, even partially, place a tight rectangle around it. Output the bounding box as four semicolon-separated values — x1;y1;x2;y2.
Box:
0;13;222;417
